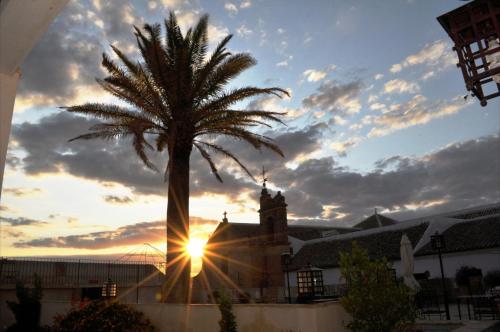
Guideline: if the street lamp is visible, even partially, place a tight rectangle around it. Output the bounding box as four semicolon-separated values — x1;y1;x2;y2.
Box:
437;0;500;106
431;232;450;320
296;264;324;303
102;278;117;299
281;252;292;304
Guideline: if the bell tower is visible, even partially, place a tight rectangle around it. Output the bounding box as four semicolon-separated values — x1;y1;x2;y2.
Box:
258;168;288;244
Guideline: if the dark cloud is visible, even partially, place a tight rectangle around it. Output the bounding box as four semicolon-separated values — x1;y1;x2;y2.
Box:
17;0;145;104
302;80;363;115
10;113;499;225
14;217;218;249
1;230;25;239
12;112;321;198
103;195;134;204
0;217;48;227
12;112;167;195
5;153;21;170
272;134;500;223
18;1;104;101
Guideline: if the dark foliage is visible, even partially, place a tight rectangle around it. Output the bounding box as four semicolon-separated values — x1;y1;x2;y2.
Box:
52;300;156;332
455;266;482;287
340;242;417;332
484;270;500;290
6;275;49;332
217;291;238;332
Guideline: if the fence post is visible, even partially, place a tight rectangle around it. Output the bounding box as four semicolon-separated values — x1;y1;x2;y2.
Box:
136;264;140;304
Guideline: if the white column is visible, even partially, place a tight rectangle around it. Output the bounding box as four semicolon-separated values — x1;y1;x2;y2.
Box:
0;0;69;197
0;70;20;197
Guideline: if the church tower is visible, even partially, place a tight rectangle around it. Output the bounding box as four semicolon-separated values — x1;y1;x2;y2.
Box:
258;177;288;244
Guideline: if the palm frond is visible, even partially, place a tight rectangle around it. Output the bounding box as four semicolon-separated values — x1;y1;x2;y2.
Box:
194;140;256;181
193;142;223;182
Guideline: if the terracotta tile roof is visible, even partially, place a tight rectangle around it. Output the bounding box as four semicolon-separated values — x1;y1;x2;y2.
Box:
289;223;429;270
416;215;500;256
206;222;349;245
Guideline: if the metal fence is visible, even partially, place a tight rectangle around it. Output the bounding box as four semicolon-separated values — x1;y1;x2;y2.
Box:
0;257;166;289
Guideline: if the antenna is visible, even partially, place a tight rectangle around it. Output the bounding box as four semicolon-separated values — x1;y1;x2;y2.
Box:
262;166;268;188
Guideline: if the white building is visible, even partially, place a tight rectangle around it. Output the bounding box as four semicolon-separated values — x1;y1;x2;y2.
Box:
287;203;500;291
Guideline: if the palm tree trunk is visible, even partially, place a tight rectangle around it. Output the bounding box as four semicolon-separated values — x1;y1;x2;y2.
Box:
163;148;191;303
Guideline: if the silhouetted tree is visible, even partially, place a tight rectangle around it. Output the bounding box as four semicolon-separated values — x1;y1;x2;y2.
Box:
63;12;287;303
6;275;47;332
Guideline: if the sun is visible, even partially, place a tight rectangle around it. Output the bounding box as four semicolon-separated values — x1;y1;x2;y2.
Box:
185;238;205;259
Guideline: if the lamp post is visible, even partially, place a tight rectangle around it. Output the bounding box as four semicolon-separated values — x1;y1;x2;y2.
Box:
281;252;292;304
102;278;117;300
297;264;324;303
431;231;450;320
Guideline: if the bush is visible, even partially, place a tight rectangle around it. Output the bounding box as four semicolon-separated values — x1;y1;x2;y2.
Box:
52;300;156;332
6;274;49;332
484;270;500;290
339;242;417;332
216;290;237;332
455;266;482;287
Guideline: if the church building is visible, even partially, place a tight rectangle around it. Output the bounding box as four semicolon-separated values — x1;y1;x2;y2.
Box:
191;182;354;303
192;179;500;304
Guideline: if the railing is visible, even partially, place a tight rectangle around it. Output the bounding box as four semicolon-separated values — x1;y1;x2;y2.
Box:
0;257;166;288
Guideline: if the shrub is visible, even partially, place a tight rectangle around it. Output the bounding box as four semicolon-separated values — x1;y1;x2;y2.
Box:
484;270;500;290
339;242;417;332
6;274;49;332
455;266;482;287
52;300;156;332
216;290;238;332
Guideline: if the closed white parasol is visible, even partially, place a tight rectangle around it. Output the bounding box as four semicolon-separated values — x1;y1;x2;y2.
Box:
400;234;420;290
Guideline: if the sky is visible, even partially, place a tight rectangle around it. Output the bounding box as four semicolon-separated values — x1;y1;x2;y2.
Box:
0;0;499;273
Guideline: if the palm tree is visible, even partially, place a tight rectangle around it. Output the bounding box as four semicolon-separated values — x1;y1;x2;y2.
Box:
63;13;288;303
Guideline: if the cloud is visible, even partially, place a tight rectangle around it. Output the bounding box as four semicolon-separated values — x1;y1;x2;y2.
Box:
368;95;470;137
271;134;500;223
374;73;384;80
12;112;168;196
369;103;386;111
330;136;363;157
207;24;230;45
276;60;289;67
303;69;327;82
236;24;253;37
383;79;420;94
389;40;456;75
240;1;252;9
0;216;48;227
11;112;309;198
14;217;218;249
2;187;42;197
224;3;238;14
103;195;134;204
302;80;363;116
17;1;104;105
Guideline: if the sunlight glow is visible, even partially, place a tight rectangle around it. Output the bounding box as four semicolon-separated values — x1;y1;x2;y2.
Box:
185;238;205;259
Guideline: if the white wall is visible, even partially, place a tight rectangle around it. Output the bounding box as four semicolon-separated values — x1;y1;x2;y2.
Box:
130;302;350;332
0;300;350;332
0;71;20;196
288;248;500;287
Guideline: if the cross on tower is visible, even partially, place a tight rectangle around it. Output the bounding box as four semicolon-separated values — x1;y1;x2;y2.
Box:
262;166;268;188
223;211;227;219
